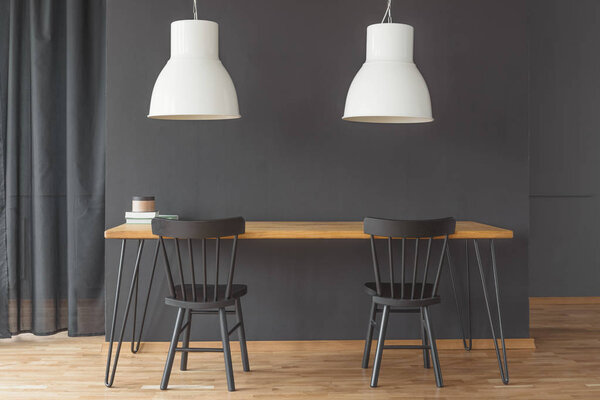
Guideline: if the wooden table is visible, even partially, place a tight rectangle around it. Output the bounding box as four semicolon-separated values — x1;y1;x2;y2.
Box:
105;220;513;240
104;220;513;387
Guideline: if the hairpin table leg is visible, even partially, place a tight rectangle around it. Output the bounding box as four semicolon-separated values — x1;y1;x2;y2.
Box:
131;239;160;353
446;243;472;351
473;239;509;384
104;239;145;387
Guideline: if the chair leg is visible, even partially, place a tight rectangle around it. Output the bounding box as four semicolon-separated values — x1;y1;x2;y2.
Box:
362;300;377;369
180;309;192;371
423;306;443;388
420;307;430;369
235;299;250;372
161;307;185;390
370;305;390;388
219;308;235;391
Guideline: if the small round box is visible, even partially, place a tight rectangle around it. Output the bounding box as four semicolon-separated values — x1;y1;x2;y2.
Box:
132;196;155;212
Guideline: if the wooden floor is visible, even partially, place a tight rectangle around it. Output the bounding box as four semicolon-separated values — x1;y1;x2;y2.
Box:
1;303;600;399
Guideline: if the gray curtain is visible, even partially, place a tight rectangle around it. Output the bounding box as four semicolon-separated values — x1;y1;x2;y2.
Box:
0;0;106;337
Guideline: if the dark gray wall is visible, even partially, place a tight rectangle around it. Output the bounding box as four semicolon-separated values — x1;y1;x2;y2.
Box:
528;0;600;296
106;0;529;340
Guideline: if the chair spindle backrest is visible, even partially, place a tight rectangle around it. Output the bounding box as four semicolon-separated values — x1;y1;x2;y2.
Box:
364;217;456;300
152;217;245;302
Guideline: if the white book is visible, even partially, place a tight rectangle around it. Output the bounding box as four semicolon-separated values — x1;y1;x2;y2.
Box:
125;215;178;225
126;218;153;224
125;211;159;219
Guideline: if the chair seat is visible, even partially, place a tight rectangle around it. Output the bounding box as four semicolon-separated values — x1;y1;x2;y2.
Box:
165;284;248;309
364;282;440;307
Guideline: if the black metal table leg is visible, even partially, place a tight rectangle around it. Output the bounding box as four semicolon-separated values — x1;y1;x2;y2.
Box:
446;243;472;351
473;239;509;384
131;255;139;352
464;239;472;350
104;239;145;387
490;239;509;383
131;240;160;353
105;239;127;387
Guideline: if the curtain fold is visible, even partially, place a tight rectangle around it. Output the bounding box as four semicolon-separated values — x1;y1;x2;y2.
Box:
0;0;106;337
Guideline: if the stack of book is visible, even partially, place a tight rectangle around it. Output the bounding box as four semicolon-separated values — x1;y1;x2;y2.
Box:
125;211;178;224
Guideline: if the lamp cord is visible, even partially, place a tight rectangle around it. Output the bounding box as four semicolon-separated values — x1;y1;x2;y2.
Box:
381;0;393;23
194;0;389;23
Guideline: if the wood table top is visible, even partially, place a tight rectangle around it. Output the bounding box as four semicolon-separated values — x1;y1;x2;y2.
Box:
105;221;513;240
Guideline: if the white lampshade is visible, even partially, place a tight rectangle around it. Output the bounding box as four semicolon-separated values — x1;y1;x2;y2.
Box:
343;23;433;123
148;20;240;120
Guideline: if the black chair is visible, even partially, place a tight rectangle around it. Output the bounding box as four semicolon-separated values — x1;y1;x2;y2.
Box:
152;217;249;392
361;217;456;388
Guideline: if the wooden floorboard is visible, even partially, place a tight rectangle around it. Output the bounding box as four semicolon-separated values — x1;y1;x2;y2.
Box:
105;337;535;353
530;296;600;305
1;302;599;399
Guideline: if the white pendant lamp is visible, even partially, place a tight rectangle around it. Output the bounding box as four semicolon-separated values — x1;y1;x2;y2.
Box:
148;0;240;120
343;0;433;123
